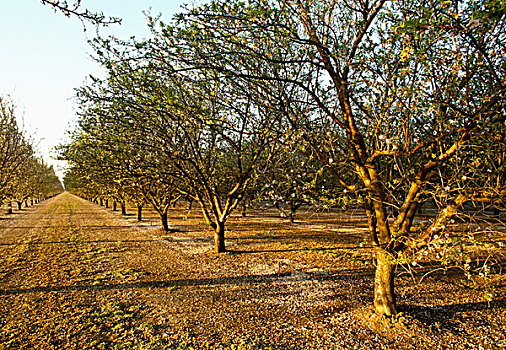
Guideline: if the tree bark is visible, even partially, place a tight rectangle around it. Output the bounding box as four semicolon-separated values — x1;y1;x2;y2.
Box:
99;198;103;206
214;221;226;253
16;201;22;210
289;210;295;223
121;202;126;215
160;212;169;232
113;201;117;211
137;204;143;221
7;202;12;214
374;250;397;316
288;202;301;223
105;199;109;208
241;199;247;217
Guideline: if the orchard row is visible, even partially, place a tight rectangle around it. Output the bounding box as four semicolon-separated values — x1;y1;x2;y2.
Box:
59;0;506;316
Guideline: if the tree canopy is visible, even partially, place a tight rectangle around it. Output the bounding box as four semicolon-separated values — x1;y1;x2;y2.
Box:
0;96;64;208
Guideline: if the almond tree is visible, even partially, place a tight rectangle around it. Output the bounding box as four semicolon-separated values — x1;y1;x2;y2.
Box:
159;0;506;315
40;0;121;26
61;108;182;231
255;147;330;223
64;33;288;252
1;97;63;209
0;97;35;211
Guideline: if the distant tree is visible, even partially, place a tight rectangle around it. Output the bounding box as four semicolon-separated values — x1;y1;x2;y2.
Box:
64;36;286;252
1;97;63;210
255;147;326;223
0;97;34;211
61;72;186;230
11;157;39;209
33;162;64;200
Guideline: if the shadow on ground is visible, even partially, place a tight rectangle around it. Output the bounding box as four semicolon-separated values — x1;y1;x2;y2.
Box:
0;267;374;296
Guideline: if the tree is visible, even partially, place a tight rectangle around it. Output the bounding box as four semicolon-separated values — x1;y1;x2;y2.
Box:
1;96;63;209
65;41;285;252
255;147;328;223
0;97;35;210
40;0;121;26
60;109;181;230
154;0;506;315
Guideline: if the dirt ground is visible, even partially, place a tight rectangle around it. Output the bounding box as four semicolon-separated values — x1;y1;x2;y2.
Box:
0;192;505;349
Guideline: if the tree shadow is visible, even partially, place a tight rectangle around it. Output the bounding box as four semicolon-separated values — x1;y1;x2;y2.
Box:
227;246;374;254
0;268;374;296
227;248;309;254
0;225;134;230
399;299;506;333
0;238;166;246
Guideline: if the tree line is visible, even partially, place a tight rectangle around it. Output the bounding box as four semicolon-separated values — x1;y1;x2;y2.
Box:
60;0;505;316
0;97;64;212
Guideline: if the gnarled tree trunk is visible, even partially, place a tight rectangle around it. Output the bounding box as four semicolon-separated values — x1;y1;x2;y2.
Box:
214;221;226;253
160;212;169;232
137;204;143;221
241;199;247;217
121;202;126;215
374;249;397;316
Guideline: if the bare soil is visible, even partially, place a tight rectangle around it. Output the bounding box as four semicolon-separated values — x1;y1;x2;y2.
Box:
0;193;505;349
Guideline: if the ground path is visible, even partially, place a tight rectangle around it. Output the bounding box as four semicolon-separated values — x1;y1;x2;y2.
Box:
0;192;504;349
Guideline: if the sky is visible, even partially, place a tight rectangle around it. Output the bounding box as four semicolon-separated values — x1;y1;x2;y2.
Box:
0;0;189;180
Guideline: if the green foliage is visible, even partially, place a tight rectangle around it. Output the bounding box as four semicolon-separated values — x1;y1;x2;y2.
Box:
58;0;506;313
0;96;63;205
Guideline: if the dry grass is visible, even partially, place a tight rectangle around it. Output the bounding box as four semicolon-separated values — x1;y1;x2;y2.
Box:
0;193;504;349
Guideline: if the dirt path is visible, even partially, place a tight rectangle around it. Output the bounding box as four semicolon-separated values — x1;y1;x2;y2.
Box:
0;193;170;349
0;193;505;349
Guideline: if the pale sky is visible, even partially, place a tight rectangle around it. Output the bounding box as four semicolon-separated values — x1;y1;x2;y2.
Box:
0;0;188;180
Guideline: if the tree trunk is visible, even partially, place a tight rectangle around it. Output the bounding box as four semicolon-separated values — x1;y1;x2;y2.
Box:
105;199;109;208
99;198;103;206
289;203;298;223
241;199;247;217
113;201;117;211
160;212;169;232
31;199;34;206
137;204;143;221
214;221;226;253
16;201;22;210
121;202;126;215
374;250;397;316
24;200;28;207
7;202;12;214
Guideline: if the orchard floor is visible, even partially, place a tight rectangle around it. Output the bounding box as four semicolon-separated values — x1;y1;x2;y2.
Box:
0;192;505;349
